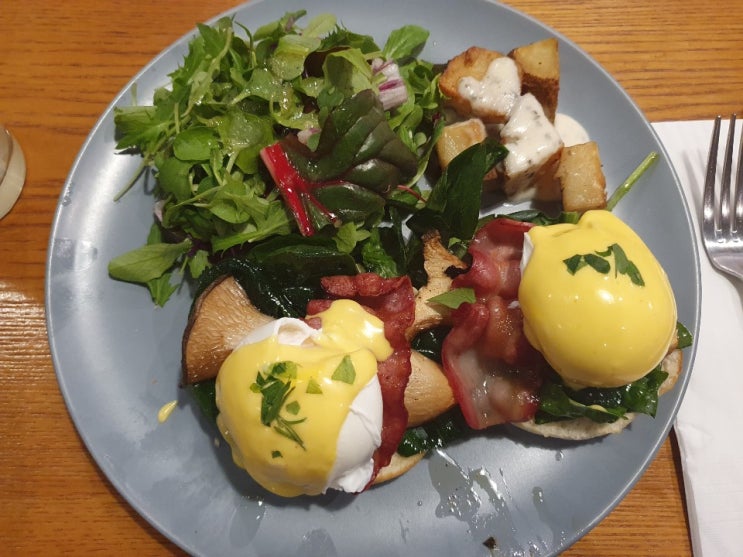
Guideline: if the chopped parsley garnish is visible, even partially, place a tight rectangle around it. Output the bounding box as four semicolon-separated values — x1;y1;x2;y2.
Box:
331;355;356;384
306;377;323;394
563;243;644;286
250;361;307;449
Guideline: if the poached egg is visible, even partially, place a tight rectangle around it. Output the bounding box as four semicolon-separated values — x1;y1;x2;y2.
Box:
215;299;392;497
519;210;677;389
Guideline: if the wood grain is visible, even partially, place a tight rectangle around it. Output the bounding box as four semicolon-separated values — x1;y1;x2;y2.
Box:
2;0;741;555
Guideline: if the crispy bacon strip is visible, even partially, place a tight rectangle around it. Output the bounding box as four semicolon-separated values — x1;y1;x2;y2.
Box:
442;218;547;429
306;273;415;487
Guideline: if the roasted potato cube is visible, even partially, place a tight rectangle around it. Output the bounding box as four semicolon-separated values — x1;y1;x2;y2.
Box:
436;118;499;185
435;118;487;168
439;46;521;124
508;38;560;122
556;141;607;212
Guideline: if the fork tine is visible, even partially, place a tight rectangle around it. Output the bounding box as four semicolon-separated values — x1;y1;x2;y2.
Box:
720;114;737;235
703;115;721;240
734;116;743;237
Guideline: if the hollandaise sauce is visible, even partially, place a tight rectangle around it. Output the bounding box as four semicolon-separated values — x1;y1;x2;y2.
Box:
519;210;677;389
216;299;392;497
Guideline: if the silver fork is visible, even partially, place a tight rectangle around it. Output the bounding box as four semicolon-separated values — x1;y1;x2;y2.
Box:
702;114;743;281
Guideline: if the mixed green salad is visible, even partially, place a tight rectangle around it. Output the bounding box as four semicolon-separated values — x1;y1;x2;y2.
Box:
109;10;505;305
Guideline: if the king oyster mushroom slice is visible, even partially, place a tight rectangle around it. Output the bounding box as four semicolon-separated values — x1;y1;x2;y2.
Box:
181;234;464;422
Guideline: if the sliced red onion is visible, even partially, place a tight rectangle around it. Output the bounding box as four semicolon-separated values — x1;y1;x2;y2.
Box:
297;127;319;146
371;59;408;110
378;83;408;111
153;199;165;222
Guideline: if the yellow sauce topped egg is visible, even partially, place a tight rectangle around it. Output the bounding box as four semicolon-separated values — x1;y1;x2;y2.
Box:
519;210;677;389
215;299;392;497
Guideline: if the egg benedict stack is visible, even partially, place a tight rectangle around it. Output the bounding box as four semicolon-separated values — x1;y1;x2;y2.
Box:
519;210;677;389
440;209;684;440
516;210;682;438
216;299;392;497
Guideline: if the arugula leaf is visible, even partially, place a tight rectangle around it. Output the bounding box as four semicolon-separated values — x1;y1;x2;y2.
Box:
360;228;400;278
108;239;192;284
332;222;371;254
173;126;219;161
383;25;429;61
270;34;323;80
147;272;179;307
323;48;375;97
188;250;210;279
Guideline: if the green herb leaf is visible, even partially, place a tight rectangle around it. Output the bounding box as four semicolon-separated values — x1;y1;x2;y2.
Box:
147;272;179;307
563;254;585;275
271;450;283;458
606;244;622;272
676;321;693;349
610;243;644;285
188;249;210;279
584;253;611;274
360;228;400;278
250;361;306;449
173;126;218;161
258;377;293;426
331;355;356;384
383;25;429;61
108;239;192;284
563;243;644;285
270;361;298;379
306;378;323;394
427;288;476;309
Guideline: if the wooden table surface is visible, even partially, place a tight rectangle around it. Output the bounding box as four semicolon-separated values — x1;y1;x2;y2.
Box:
1;1;741;555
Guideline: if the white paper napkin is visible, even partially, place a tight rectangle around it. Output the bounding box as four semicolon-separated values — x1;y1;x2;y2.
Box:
653;120;743;557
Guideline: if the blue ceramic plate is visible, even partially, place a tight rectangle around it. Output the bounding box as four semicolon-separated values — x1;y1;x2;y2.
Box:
46;1;700;555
